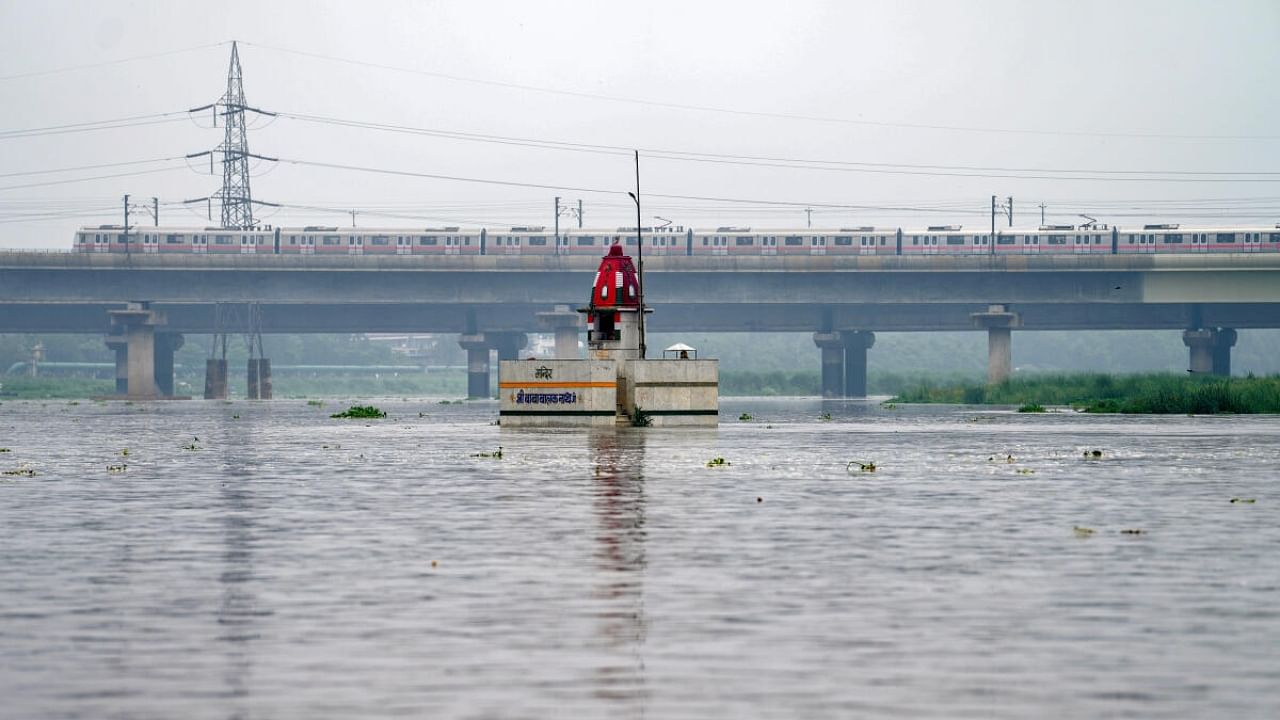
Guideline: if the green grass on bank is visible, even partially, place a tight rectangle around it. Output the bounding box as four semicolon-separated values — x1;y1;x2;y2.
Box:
0;377;114;399
0;371;469;400
892;373;1280;414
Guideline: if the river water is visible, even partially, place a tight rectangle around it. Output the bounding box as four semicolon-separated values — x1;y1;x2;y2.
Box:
1;398;1277;719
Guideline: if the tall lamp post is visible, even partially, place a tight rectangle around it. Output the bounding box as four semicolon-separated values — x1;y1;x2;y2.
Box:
627;150;646;359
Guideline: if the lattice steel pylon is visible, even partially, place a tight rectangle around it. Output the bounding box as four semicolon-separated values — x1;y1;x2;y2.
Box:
187;42;277;229
217;42;255;229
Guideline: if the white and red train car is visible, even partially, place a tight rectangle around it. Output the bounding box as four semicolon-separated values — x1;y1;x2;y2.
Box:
1115;224;1275;254
75;222;1280;257
277;226;483;256
75;226;271;254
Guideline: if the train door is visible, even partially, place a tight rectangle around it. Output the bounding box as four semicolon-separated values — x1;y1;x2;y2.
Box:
923;235;939;255
860;235;875;255
1073;234;1089;254
348;236;362;255
396;235;411;255
240;235;255;254
810;235;826;256
761;236;777;256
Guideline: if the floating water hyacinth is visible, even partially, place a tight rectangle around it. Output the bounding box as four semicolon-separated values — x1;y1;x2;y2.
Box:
331;405;386;419
706;457;730;468
848;461;876;473
1073;526;1096;537
472;447;503;459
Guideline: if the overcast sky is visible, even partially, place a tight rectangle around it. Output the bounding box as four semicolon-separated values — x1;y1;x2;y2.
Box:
2;0;1278;248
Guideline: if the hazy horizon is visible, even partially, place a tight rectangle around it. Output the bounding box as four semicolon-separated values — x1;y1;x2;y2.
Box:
3;0;1279;249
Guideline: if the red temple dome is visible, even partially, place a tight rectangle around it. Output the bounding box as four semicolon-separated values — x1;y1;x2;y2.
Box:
589;244;640;308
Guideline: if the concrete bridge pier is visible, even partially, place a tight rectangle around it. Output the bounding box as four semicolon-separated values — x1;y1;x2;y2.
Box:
459;334;491;398
972;304;1022;384
1183;327;1237;376
812;332;845;398
247;358;273;399
105;334;128;395
154;333;184;397
458;332;527;398
106;302;167;398
536;305;582;359
205;359;228;399
842;331;876;398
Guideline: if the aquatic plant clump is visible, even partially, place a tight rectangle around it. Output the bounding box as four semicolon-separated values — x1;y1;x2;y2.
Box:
330;405;387;419
630;406;652;427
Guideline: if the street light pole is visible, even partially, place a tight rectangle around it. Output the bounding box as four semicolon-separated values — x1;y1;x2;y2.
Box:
628;150;646;359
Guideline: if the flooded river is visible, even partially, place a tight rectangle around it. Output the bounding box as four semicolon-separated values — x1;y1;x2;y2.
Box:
1;398;1277;718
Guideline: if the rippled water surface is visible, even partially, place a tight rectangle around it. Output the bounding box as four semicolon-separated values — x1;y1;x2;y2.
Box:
1;398;1278;719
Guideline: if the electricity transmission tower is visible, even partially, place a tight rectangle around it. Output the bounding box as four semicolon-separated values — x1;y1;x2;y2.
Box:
187;41;277;229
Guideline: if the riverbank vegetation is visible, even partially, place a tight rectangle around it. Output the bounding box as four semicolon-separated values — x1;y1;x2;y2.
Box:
892;373;1280;414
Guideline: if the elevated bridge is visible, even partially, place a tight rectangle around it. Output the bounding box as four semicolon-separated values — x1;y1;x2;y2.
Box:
2;252;1278;397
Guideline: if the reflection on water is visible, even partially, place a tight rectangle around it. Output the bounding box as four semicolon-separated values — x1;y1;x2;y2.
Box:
0;398;1278;719
590;430;647;711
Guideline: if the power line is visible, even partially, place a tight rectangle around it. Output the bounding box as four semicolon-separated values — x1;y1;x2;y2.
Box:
273;156;999;214
0;157;183;179
0;112;190;140
244;41;1279;142
0;42;228;82
280;111;1280;182
0;166;187;192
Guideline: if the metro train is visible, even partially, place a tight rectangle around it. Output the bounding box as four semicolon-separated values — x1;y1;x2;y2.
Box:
75;222;1280;257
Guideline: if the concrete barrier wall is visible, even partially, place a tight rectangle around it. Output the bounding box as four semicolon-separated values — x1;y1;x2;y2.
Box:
498;359;617;428
626;359;719;427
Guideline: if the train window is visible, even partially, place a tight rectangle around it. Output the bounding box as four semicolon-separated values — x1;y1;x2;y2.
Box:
736;236;753;246
1047;235;1066;245
785;236;803;246
997;236;1014;245
166;234;183;244
420;236;437;245
1270;234;1280;242
370;235;391;246
214;235;232;245
528;236;547;246
835;236;853;245
946;235;965;246
578;237;596;246
1217;233;1236;243
1165;235;1183;244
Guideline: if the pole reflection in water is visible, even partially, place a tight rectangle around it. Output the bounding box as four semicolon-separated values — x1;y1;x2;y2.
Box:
588;430;648;714
214;421;265;716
